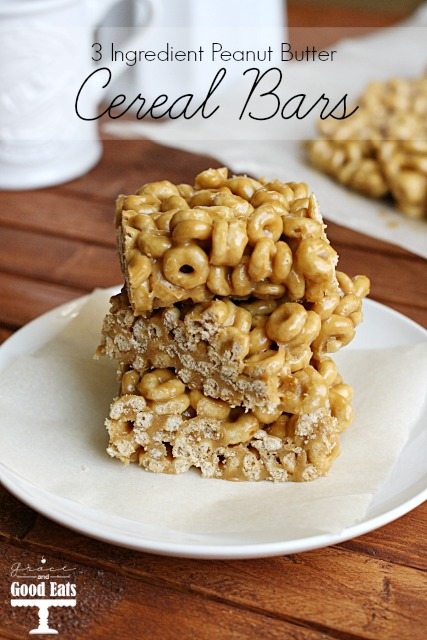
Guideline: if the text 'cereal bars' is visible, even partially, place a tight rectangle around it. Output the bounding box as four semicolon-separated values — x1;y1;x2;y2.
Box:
106;362;353;482
116;167;343;314
307;74;427;219
98;268;369;414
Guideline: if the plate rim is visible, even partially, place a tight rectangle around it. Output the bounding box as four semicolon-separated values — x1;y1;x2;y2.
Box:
0;289;426;559
1;461;426;559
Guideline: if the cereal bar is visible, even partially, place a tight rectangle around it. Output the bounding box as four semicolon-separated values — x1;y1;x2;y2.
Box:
98;269;369;414
99;166;370;483
105;361;353;482
307;75;427;218
116;167;343;313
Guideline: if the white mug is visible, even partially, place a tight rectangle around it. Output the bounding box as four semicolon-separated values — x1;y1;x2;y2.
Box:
0;0;152;190
0;0;286;190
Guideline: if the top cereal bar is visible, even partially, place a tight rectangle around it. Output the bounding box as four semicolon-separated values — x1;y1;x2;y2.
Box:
116;167;340;313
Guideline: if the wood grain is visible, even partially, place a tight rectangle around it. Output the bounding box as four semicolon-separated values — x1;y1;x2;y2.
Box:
342;502;427;572
287;2;404;29
5;499;425;578
0;488;36;540
4;515;426;640
0;228;121;290
0;544;337;640
59;140;220;202
337;246;427;310
0;192;115;246
5;166;416;258
0;273;85;326
0;7;426;639
0;326;13;344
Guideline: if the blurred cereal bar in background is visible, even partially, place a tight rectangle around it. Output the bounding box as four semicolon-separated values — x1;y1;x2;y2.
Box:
306;74;427;219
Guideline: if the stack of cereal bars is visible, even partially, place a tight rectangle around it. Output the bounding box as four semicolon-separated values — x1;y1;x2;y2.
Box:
97;167;370;482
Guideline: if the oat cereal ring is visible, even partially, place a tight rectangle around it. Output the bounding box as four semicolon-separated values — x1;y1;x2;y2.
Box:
230;258;254;296
251;188;289;209
162;244;209;289
137;180;180;199
217;326;250;359
130;280;152;311
170;207;212;227
222;414;260;445
329;384;353;430
265;302;307;343
189;188;225;207
233;306;252;333
207;265;232;296
123;194;161;215
296;238;337;282
284;344;312;372
121;369;140;394
177;183;194;200
189;390;230;419
281;215;323;239
213;191;254;216
161;195;189;212
172;218;213;243
154;209;181;231
271;241;293;283
263;180;296;202
311;292;341;320
248;237;276;281
253;404;283;425
241;299;279;316
152;393;191;415
211;218;248;267
314;357;339;387
334;294;362;321
248;326;272;354
284;267;305;300
137;230;172;259
194;167;228;189
138;369;185;401
288;311;321;347
244;348;286;378
128;252;152;287
337;271;370;300
313;315;355;354
254;282;286;299
194;298;233;326
280;367;329;414
227;176;263;200
247;207;283;243
128;213;157;232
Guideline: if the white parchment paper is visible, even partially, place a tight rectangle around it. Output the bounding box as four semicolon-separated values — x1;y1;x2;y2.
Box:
0;289;426;541
105;6;427;258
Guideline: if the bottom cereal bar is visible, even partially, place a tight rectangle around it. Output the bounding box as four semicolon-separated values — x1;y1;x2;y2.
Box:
105;362;353;482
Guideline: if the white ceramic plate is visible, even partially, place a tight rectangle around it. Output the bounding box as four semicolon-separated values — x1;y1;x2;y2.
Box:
0;290;426;559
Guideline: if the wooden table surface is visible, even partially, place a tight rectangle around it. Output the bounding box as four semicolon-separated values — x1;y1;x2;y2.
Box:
1;5;426;639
